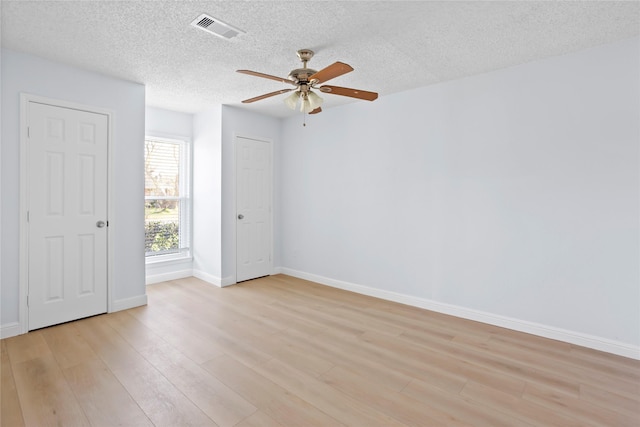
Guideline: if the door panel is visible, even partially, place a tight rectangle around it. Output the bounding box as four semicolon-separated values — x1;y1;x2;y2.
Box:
27;101;108;330
236;137;272;282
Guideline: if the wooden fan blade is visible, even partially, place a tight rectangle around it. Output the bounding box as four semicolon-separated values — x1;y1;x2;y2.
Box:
308;62;354;84
237;70;296;86
319;85;378;101
242;89;294;103
309;107;322;115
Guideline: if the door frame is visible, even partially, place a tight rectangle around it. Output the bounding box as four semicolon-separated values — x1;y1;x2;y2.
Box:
233;134;273;284
18;93;114;334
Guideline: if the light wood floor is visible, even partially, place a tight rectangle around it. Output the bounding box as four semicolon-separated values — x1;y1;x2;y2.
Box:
2;275;639;426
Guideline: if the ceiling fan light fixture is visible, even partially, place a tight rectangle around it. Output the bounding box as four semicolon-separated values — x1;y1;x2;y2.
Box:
284;91;300;110
307;90;323;110
301;98;312;113
300;91;322;113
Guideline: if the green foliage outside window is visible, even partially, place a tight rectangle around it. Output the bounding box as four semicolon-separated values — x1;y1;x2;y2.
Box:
145;221;179;254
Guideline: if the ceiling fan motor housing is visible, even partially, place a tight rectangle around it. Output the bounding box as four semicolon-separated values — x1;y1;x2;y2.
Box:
288;68;318;84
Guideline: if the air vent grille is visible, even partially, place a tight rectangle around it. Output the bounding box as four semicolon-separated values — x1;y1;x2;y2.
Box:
190;14;245;40
197;17;214;28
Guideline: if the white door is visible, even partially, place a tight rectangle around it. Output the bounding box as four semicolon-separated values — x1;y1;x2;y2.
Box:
27;101;108;330
236;136;272;282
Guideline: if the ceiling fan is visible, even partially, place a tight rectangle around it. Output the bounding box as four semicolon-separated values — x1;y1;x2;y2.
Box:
237;49;378;114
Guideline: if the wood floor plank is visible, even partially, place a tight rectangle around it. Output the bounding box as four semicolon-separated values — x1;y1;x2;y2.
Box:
62;358;154;426
234;410;284;427
2;275;638;427
202;355;345;427
1;340;25;427
461;381;587;427
276;326;414;392
253;358;409;426
105;311;257;427
317;302;407;336
570;344;640;372
268;275;378;309
260;333;335;378
74;315;217;426
11;353;90;426
4;330;51;365
128;304;226;364
269;300;367;337
579;383;640;418
361;329;527;396
400;377;531;427
132;293;274;368
481;334;640;398
41;322;99;370
318;364;470;426
523;383;638;426
399;328;580;396
170;280;287;333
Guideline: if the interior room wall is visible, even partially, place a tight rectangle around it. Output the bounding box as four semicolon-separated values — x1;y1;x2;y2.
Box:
220;106;282;285
277;36;640;355
192;105;223;284
1;49;147;336
144;106;195;283
146;106;193;138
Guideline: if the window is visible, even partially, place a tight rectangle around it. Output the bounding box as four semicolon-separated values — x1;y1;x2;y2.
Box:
144;135;191;261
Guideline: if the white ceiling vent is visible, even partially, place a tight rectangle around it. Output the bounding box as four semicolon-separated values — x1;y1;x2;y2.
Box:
190;14;245;40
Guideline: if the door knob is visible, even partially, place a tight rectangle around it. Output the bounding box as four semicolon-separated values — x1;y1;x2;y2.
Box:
237;214;244;220
96;220;106;228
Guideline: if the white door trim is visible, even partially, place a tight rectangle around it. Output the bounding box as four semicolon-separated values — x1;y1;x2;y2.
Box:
233;133;274;284
19;93;114;334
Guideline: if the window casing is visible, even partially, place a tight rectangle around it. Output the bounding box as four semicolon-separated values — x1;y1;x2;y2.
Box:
144;135;191;262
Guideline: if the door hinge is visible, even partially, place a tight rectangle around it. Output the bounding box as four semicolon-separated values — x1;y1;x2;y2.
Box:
26;295;29;307
27;211;30;222
27;126;30;138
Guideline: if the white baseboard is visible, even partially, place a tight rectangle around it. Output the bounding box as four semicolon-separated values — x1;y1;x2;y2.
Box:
193;269;223;287
2;295;149;338
146;269;193;285
0;322;21;339
110;294;148;312
278;267;640;360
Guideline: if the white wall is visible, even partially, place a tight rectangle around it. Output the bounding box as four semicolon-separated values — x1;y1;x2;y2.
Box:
192;106;223;284
144;107;195;284
1;49;147;335
220;106;281;284
146;106;193;139
278;37;640;355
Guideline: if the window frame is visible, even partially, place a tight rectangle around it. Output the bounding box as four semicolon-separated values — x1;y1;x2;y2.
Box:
144;133;192;264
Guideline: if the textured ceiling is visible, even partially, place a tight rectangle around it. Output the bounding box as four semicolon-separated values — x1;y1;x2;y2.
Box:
2;1;639;118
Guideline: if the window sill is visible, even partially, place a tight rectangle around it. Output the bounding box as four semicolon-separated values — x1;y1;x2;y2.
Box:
145;253;192;266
